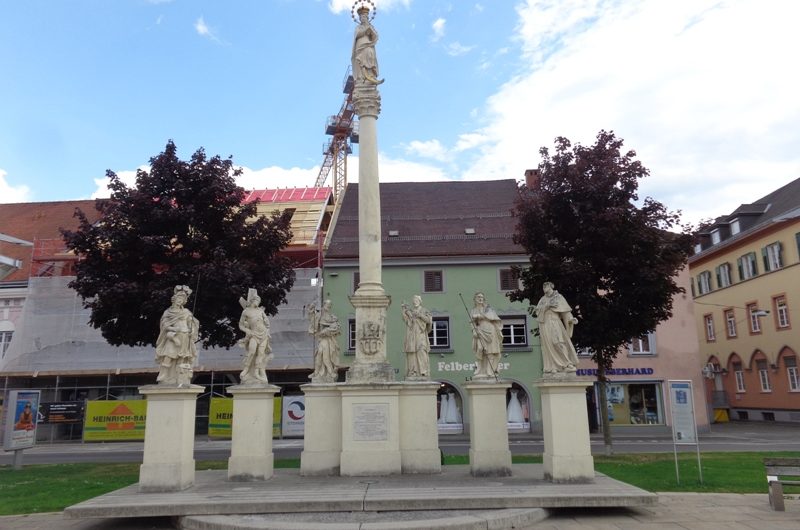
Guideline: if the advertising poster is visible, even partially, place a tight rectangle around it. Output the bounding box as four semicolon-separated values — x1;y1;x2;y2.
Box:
208;397;233;438
208;396;282;438
668;380;698;444
2;390;41;450
281;395;306;437
83;400;147;441
39;401;85;424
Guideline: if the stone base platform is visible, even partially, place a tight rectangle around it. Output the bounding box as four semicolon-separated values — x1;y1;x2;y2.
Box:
65;464;656;529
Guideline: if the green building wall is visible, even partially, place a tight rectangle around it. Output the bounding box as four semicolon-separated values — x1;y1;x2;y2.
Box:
322;260;544;431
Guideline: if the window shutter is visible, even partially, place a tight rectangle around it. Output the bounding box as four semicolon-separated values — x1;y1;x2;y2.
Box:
424;270;443;292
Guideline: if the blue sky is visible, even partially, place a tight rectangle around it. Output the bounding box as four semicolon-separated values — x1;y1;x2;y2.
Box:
2;0;799;224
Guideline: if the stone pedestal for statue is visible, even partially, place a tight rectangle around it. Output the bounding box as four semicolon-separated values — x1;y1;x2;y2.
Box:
465;381;512;477
339;383;402;476
399;381;441;474
227;384;280;481
537;378;595;483
300;384;342;476
138;384;204;492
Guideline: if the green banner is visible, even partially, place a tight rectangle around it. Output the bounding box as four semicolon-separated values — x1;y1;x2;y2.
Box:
83;400;147;441
208;396;281;438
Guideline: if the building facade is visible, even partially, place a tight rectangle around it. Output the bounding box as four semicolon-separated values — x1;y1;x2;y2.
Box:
323;179;540;433
689;177;800;423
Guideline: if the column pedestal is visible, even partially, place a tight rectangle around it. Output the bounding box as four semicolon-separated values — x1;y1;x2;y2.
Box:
300;384;342;476
399;381;441;474
537;378;595;483
339;383;402;476
465;381;512;477
227;383;280;481
138;384;203;492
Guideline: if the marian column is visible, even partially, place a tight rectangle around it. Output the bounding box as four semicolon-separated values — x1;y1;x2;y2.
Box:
347;1;393;383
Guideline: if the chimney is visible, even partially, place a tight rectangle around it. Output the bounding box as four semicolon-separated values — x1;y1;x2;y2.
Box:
524;169;540;189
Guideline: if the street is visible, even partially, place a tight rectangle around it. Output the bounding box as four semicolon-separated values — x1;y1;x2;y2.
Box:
2;421;798;466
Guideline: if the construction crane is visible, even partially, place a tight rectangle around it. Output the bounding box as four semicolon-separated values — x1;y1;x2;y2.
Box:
314;67;359;203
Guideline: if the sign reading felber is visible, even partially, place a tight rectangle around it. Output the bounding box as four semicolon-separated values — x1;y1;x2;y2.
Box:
83;400;147;441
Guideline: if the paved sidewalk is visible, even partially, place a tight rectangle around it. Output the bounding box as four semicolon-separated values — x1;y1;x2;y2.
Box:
2;494;798;529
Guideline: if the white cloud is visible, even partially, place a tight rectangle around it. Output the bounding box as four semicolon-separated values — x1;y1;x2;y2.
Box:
91;167;146;199
403;139;450;162
445;41;475;56
236;165;321;190
194;16;226;44
454;133;489;152
0;169;31;204
460;0;800;224
431;18;446;42
328;0;412;15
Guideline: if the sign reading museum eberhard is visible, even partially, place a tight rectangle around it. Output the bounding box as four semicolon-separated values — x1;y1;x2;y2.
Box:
352;403;388;441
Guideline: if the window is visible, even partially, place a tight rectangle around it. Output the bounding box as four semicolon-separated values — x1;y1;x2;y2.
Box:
786;357;799;391
716;263;732;288
352;271;360;293
630;332;656;355
501;316;528;347
697;271;712;294
757;359;771;392
347;319;356;350
747;303;762;334
428;317;450;348
693;243;702;254
773;295;790;329
498;268;520;291
724;309;737;338
423;270;444;292
737;252;758;281
0;331;12;357
576;347;592;357
710;229;721;244
733;362;745;392
704;314;715;342
730;218;741;235
763;242;783;272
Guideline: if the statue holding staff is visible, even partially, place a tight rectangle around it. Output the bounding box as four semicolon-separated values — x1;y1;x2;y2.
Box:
238;288;272;384
155;285;200;386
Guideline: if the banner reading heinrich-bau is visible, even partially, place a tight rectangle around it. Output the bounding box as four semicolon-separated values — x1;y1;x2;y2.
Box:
83;400;147;441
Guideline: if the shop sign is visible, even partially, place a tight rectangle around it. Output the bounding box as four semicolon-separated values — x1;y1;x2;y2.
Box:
208;396;282;439
2;390;41;451
577;367;654;376
39;401;85;424
83;400;146;442
437;361;510;372
281;395;305;437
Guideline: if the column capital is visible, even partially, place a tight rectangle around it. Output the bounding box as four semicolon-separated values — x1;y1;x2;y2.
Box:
353;87;382;118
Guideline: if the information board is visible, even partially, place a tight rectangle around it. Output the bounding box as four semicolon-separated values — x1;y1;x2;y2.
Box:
668;380;698;444
352;403;389;441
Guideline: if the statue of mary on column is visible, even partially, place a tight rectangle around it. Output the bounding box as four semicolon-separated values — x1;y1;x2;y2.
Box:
352;3;384;86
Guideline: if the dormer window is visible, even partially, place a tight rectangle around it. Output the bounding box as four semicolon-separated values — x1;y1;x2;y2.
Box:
710;229;721;245
730;218;740;235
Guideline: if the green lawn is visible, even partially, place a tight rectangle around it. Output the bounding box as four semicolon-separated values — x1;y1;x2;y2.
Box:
1;452;798;516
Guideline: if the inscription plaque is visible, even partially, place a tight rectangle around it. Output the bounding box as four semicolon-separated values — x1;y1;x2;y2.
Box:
352;403;389;441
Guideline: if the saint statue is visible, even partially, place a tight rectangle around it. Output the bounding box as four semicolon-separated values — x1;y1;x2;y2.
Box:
470;292;504;379
238;288;272;384
155;285;200;386
306;300;341;383
534;282;579;376
401;295;432;379
351;3;384;86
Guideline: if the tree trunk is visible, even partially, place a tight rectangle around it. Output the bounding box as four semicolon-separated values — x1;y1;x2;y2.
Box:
597;365;614;455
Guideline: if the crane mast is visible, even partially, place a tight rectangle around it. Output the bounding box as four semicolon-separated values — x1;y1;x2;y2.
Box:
314;68;359;203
